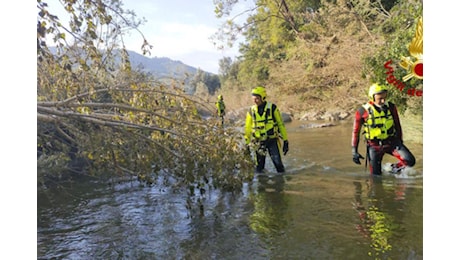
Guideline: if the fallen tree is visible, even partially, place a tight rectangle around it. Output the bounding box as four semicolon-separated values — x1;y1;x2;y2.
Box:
37;0;253;192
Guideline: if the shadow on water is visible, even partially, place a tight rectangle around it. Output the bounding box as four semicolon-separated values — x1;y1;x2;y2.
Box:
37;120;423;259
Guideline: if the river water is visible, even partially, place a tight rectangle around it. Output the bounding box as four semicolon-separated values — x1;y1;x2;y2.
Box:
37;120;423;259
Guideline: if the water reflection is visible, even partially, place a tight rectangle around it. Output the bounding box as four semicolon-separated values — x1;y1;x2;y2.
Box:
249;175;288;236
353;176;413;259
256;174;286;192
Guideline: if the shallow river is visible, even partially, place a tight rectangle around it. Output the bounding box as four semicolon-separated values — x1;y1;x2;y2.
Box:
37;120;423;259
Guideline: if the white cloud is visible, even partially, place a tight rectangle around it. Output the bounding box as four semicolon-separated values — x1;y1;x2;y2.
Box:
125;18;240;74
120;1;243;74
154;23;218;55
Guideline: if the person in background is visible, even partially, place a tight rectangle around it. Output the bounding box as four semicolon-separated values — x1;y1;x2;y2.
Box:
215;94;226;126
351;83;416;175
244;86;289;174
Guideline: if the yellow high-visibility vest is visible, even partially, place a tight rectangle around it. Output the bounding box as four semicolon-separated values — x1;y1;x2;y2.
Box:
363;103;395;140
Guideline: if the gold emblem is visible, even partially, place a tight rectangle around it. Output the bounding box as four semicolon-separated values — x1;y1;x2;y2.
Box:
399;17;423;81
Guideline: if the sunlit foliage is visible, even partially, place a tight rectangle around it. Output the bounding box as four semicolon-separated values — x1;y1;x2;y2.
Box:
215;0;422;116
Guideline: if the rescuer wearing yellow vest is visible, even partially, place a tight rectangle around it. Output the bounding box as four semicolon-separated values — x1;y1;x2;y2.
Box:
244;86;289;173
215;94;226;126
351;83;416;175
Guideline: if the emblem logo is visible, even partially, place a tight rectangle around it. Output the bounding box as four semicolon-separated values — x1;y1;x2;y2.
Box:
399;17;423;81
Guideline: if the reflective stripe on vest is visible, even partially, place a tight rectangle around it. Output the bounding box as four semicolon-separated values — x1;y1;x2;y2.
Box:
250;102;278;141
363;103;395;140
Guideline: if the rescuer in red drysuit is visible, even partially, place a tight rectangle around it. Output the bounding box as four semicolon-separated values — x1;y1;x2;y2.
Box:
351;83;416;175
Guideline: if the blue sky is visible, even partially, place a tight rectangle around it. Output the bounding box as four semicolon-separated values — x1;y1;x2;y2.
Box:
45;0;247;74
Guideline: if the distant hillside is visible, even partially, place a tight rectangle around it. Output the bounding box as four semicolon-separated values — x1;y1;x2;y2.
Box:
126;50;205;78
125;50;220;95
47;47;219;95
48;47;214;78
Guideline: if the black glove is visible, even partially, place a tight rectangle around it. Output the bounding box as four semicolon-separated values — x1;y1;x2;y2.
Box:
283;140;289;155
352;147;364;165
